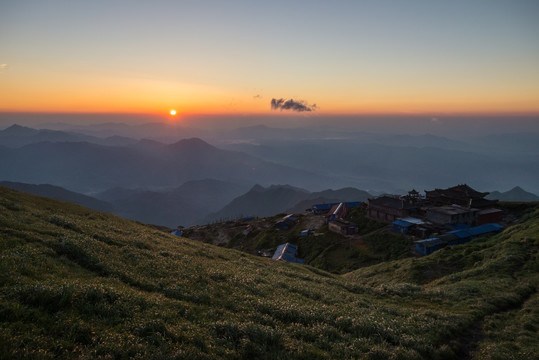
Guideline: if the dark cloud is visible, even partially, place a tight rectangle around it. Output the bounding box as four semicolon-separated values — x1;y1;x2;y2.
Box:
271;98;317;112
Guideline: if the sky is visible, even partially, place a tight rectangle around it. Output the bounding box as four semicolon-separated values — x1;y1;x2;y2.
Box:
1;0;539;117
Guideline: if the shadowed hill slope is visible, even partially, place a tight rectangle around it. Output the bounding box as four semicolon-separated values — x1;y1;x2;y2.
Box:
0;181;113;213
0;186;537;359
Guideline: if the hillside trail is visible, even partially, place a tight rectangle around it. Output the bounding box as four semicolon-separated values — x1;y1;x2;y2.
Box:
301;214;326;230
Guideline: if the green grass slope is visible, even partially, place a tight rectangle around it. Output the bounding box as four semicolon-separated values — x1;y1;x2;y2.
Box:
192;207;408;275
1;186;537;359
345;205;539;359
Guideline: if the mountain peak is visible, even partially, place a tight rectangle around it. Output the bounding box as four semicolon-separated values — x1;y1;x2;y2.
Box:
169;138;216;152
1;124;37;135
486;186;539;202
250;184;265;192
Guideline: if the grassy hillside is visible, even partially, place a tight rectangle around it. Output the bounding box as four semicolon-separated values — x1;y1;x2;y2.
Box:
0;186;537;359
187;207;407;275
345;205;539;359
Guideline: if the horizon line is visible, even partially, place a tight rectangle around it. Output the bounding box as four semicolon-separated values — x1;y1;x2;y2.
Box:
1;110;539;118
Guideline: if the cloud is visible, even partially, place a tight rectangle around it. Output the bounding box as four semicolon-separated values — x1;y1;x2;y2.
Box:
0;64;7;72
253;94;262;99
270;98;317;112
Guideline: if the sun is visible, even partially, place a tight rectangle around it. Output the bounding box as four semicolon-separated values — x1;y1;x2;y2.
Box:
169;109;177;116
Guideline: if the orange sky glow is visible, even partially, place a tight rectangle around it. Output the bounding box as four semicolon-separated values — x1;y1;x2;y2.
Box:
1;1;538;118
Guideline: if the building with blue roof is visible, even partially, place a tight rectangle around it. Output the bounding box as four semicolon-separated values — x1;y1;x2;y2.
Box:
272;243;304;264
415;238;446;255
392;219;414;233
392;217;425;234
415;223;504;255
312;201;363;215
467;223;504;236
275;214;297;230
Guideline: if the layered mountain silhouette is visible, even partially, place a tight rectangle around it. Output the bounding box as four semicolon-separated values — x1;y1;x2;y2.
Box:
95;179;250;227
285;187;372;213
486;186;539;202
0;137;339;193
2;123;537;198
224;139;539;193
0;124;138;148
205;184;372;222
0;179;373;228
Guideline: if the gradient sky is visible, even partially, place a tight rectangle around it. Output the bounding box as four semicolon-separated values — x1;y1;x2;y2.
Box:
1;0;538;116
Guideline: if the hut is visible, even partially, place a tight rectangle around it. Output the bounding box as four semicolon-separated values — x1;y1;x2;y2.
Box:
272;243;304;264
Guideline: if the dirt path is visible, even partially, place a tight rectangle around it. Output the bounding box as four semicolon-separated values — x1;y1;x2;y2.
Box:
301;214;326;230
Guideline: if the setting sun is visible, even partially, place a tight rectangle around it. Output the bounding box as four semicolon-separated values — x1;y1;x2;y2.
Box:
169;109;177;116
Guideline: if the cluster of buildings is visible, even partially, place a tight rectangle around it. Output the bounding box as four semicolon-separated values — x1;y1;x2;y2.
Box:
272;202;364;264
315;201;364;236
368;184;504;255
414;223;504;255
272;184;505;264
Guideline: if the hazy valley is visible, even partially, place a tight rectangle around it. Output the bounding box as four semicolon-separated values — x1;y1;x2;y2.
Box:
1;122;538;228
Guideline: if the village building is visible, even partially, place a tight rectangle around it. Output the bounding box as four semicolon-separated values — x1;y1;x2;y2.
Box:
477;208;503;225
311;201;363;215
425;184;498;209
391;217;425;234
170;225;184;237
425;205;480;226
328;220;357;235
275;214;297;230
414;238;446;255
368;195;417;222
272;243;304;264
415;223;504;255
326;202;350;223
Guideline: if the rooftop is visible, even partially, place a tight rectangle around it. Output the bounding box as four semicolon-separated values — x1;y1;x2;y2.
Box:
427;205;479;216
369;196;412;209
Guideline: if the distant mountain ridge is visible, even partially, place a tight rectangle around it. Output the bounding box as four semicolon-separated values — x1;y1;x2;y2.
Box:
206;184;311;221
2;122;537;195
222;139;539;194
95;179;250;227
206;184;372;222
286;187;372;213
0;124;138;147
487;186;539;202
0;137;340;193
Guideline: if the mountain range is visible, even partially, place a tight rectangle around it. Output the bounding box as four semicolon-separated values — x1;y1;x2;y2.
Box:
1;122;538;199
0;136;342;193
0;180;373;227
94;179;250;227
486;186;539;202
223;139;539;194
0;124;138;148
205;184;372;222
